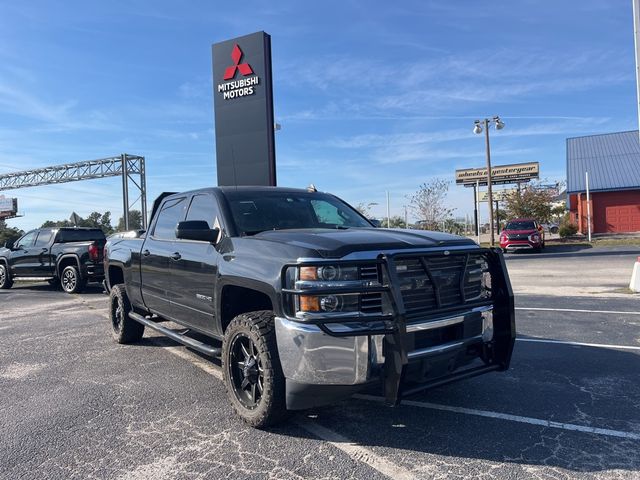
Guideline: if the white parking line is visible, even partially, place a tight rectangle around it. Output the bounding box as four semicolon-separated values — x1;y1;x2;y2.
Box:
354;394;640;441
516;307;640;315
151;341;415;480
294;418;417;480
516;338;640;351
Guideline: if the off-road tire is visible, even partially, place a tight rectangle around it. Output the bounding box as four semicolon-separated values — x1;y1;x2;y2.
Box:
61;265;86;294
109;284;145;344
222;310;288;428
0;263;13;289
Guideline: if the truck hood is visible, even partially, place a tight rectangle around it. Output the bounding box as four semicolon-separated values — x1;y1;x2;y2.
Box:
250;228;477;258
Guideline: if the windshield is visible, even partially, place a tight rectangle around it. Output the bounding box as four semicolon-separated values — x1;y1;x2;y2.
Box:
225;191;372;236
505;221;536;231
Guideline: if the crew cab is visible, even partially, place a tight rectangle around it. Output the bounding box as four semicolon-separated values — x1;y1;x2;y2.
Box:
0;227;106;293
499;218;545;253
105;187;515;427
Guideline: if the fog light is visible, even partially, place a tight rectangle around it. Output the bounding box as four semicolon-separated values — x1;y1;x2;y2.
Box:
320;295;340;312
482;310;494;342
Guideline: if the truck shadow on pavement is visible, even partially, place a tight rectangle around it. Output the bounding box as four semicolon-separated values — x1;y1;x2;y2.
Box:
129;324;640;476
9;282;105;293
271;335;640;476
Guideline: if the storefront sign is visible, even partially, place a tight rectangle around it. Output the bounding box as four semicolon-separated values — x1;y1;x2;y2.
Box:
456;162;539;186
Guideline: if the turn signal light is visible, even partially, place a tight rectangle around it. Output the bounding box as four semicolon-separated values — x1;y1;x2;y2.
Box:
299;295;320;312
299;267;318;281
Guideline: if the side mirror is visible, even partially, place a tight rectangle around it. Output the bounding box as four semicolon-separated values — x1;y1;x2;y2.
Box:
369;219;381;228
176;221;219;244
4;239;15;250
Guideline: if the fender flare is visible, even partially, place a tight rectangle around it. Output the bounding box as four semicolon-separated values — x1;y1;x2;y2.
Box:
215;278;280;321
56;254;82;278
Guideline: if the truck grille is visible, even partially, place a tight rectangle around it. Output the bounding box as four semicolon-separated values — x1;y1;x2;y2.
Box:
507;233;529;240
394;253;489;315
359;265;383;313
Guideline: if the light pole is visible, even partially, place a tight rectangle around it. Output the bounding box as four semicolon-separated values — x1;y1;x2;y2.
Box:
473;116;505;246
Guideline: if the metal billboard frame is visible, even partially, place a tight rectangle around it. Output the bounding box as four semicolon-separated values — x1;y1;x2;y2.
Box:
0;154;147;230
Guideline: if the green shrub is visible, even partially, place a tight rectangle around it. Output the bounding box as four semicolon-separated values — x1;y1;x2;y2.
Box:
559;223;578;238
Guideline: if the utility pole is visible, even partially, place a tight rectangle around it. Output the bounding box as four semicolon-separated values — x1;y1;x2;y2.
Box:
633;0;640;142
476;182;481;245
473;182;478;237
483;118;495;247
473;117;504;247
386;191;390;228
586;171;592;242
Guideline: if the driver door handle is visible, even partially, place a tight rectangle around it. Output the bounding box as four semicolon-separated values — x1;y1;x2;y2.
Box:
142;249;150;256
170;252;182;261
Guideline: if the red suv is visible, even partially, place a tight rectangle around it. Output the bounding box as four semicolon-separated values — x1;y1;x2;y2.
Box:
499;218;545;253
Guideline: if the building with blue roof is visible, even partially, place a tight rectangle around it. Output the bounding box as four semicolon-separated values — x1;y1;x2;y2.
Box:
566;131;640;233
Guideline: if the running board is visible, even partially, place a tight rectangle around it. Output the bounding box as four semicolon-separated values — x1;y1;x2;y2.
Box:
128;311;222;357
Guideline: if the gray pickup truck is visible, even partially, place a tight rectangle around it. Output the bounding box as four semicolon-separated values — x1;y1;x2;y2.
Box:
0;227;105;293
105;187;515;427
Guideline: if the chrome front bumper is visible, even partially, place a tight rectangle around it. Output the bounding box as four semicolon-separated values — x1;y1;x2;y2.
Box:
275;306;493;387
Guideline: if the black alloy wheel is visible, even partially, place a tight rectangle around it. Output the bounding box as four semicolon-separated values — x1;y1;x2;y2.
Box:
228;333;265;409
221;310;287;427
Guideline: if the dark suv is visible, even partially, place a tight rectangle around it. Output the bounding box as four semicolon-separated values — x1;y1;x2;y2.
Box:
499;218;545;253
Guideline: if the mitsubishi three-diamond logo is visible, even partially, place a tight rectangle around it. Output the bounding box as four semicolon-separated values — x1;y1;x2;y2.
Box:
223;45;254;80
217;43;260;100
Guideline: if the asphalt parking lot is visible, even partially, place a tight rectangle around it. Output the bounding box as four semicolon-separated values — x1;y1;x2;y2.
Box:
1;246;639;479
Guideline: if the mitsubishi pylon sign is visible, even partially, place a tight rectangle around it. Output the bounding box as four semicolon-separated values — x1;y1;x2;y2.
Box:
212;31;276;186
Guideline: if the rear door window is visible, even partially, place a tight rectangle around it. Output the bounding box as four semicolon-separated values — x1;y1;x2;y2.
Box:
34;231;54;247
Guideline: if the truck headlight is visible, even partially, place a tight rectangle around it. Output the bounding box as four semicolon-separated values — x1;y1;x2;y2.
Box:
299;266;359;282
295;265;378;315
299;294;359;313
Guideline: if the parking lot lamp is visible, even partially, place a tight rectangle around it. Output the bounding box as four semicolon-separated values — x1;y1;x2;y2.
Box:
473;116;505;247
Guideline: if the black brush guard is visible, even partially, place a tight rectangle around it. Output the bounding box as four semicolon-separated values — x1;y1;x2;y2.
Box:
281;247;516;405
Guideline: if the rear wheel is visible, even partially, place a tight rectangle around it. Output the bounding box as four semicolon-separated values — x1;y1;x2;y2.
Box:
0;264;13;289
222;310;287;428
61;265;86;294
109;284;145;344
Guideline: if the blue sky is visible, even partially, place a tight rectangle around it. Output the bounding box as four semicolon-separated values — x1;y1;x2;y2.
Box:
0;0;636;230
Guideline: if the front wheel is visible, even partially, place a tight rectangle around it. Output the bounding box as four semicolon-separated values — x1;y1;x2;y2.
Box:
222;310;287;428
61;265;86;294
0;263;13;289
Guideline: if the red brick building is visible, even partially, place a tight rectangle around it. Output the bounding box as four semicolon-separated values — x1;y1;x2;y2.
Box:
567;131;640;234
